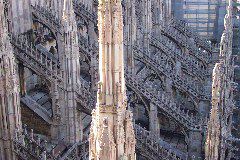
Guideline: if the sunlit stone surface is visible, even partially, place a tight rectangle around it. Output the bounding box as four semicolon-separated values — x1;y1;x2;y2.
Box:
0;0;239;159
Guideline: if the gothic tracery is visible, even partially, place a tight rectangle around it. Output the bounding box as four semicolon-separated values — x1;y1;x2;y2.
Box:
0;0;239;159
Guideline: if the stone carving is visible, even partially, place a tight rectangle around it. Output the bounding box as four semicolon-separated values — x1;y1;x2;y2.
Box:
205;0;235;159
0;0;238;159
0;0;22;159
89;1;136;159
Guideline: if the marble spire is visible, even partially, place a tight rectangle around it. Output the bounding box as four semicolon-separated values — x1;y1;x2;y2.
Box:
89;0;136;159
205;0;234;159
62;0;82;144
0;0;22;159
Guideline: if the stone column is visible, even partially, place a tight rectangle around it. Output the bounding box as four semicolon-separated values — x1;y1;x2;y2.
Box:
166;77;173;98
175;61;182;77
167;0;173;18
152;0;164;36
188;131;203;159
56;33;64;62
90;55;98;93
50;81;62;141
18;63;26;96
149;103;160;137
89;20;98;92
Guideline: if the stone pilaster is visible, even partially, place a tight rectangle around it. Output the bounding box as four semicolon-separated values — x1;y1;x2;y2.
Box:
149;103;160;137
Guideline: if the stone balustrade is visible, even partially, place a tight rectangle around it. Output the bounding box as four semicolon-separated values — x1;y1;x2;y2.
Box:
13;119;204;160
74;64;204;130
151;36;206;79
30;0;211;73
134;124;187;160
14;127;58;160
58;124;187;160
31;4;63;34
30;1;211;67
14;122;204;160
10;34;63;83
11;31;206;129
75;33;206;128
161;25;210;63
169;18;212;52
10;33;94;115
133;46;210;101
73;0;97;24
125;73;205;130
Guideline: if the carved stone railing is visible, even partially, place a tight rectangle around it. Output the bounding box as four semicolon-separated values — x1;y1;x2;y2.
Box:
77;43;202;130
10;35;63;83
60;124;187;160
169;18;212;52
11;31;205;129
162;25;210;64
150;36;206;79
125;73;204;130
134;124;187;160
73;0;97;24
14;124;187;160
30;1;210;69
69;61;202;130
31;1;210;67
29;8;94;62
74;61;203;130
14;127;58;160
133;46;210;101
60;140;89;160
31;4;63;34
11;33;93;115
